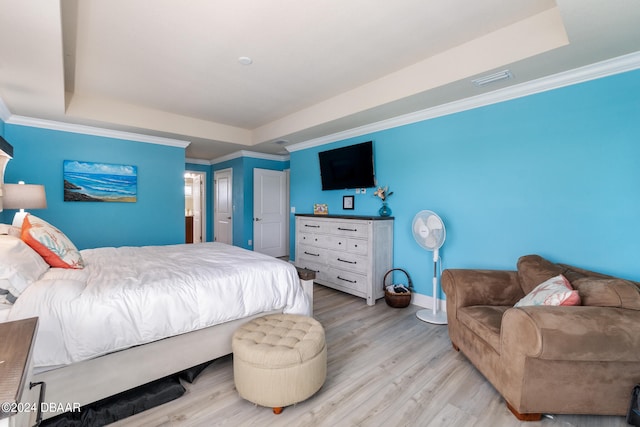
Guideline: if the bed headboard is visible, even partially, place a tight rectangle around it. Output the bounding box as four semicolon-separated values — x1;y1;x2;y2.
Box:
0;135;14;212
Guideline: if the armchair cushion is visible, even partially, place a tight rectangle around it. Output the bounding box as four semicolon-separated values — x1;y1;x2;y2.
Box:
572;277;640;310
517;255;564;294
458;306;509;352
504;306;640;362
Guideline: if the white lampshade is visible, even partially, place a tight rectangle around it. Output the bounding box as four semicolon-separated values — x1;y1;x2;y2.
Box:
2;183;47;210
2;183;47;227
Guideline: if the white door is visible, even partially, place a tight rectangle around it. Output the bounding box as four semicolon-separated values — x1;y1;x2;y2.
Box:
214;168;233;245
254;168;288;257
192;173;203;243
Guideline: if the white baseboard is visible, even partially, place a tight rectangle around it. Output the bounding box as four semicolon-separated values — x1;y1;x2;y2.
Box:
410;292;447;313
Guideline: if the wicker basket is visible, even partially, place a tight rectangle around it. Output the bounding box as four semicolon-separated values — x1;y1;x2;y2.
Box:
383;268;413;308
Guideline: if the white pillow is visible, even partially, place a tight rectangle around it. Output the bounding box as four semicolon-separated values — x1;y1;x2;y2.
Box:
0;223;21;237
515;274;581;307
0;235;50;303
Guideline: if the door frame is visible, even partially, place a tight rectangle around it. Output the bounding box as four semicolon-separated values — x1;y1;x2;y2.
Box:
184;170;206;243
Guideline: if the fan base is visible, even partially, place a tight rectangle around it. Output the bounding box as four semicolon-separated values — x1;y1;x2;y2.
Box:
416;309;448;325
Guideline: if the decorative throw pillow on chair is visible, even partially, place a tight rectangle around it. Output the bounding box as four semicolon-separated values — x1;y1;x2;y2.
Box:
514;274;581;307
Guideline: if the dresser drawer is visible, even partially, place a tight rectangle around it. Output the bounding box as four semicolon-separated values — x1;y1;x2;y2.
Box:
298;219;326;233
330;221;368;238
325;268;367;292
297;244;326;263
325;235;346;251
347;238;367;255
327;252;368;274
297;232;315;246
298;233;332;249
325;236;367;253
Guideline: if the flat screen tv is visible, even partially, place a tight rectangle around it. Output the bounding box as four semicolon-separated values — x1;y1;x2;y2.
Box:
318;141;375;190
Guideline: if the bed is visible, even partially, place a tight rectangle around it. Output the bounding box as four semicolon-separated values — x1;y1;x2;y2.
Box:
0;222;312;422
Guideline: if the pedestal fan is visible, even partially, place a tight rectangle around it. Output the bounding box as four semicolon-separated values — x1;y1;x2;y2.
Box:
412;210;448;325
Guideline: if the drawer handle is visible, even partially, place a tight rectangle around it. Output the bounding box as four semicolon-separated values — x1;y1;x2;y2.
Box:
338;227;357;232
305;224;320;228
337;276;357;283
337;258;356;264
304;251;320;257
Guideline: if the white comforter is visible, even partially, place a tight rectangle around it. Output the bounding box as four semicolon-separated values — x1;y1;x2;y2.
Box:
8;242;310;369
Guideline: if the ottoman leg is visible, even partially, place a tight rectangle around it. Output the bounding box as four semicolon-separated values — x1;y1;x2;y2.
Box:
273;407;283;415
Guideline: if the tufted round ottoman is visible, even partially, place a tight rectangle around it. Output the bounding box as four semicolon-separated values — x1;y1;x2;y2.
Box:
232;313;327;414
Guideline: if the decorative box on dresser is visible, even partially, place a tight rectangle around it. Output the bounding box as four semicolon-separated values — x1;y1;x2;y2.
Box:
294;214;393;305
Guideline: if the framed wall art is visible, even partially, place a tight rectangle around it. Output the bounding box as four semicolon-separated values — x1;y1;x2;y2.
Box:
63;160;137;202
313;203;328;215
343;195;354;210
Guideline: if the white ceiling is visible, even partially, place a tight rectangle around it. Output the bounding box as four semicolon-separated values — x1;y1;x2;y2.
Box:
0;0;639;161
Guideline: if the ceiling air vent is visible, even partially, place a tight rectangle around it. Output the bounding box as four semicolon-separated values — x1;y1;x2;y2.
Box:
472;70;513;87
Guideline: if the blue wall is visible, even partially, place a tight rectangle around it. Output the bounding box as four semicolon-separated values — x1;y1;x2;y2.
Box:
1;124;185;249
212;156;289;249
290;69;640;299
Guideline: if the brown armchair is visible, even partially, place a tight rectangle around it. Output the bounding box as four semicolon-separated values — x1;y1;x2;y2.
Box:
442;255;640;420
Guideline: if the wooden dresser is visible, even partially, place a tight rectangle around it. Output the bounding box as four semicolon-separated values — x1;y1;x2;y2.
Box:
294;214;393;305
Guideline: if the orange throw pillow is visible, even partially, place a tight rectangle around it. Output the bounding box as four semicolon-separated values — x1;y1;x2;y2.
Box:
21;215;84;269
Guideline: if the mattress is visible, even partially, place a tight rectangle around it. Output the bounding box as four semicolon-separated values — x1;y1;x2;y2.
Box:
7;242;309;370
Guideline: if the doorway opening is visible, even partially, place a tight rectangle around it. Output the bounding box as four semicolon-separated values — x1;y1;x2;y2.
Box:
184;171;206;243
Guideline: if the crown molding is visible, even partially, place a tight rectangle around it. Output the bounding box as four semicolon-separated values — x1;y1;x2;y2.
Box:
287;50;640;153
3;50;639;155
185;157;212;165
211;149;289;165
2;113;191;148
0;98;11;122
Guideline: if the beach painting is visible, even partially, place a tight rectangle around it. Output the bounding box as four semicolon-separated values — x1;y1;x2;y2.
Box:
63;160;137;202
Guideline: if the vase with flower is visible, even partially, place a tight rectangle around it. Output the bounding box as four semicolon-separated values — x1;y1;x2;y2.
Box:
374;186;394;217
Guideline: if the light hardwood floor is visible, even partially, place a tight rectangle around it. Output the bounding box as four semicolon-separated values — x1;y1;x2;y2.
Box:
112;285;629;427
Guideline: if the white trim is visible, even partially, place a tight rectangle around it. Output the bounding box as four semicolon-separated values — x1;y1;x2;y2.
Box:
3;114;191;148
411;292;447;313
211;149;289;165
185;157;212;165
2;51;639;155
0;98;11;122
287;51;640;153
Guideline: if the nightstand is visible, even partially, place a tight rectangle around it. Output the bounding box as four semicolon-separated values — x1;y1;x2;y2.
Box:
0;318;41;427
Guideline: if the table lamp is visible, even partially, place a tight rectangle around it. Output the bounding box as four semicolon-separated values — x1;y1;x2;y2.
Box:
2;181;47;227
